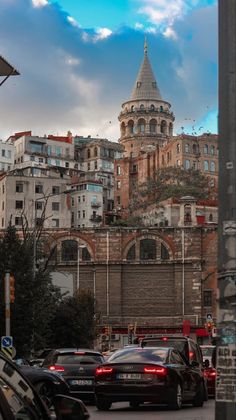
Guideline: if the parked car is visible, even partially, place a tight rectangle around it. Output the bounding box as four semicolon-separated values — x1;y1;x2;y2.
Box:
0;351;90;419
42;348;104;402
94;346;206;410
200;345;216;397
30;348;53;367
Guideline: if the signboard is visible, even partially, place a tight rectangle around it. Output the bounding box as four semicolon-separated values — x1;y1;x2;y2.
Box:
216;345;236;403
1;336;13;359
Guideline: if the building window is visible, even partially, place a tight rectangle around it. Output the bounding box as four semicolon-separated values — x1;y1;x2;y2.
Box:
87;149;91;159
71;197;74;207
204;144;209;154
52;202;59;211
209;213;213;222
177;160;181;166
137;82;141;88
161;243;169;260
61;240;77;261
117;196;121;205
55;146;62;156
117;181;121;189
78;196;81;203
204;160;209;171
203;290;212;307
35;201;43;210
52;219;59;227
94;161;97;170
78;210;81;218
65;162;69;168
140;239;156;260
82;247;91;261
15;200;23;209
35;184;43;194
127;244;136;260
2;149;5;157
87;162;90;170
185;159;190;169
2;218;4;227
2;201;4;210
82;195;85;202
117;165;121;175
210;161;216;172
56;160;61;166
149;119;157;133
83;210;85;218
16;182;23;193
94;147;98;157
185;143;190;153
210;145;215;155
15;216;23;226
52;186;60;195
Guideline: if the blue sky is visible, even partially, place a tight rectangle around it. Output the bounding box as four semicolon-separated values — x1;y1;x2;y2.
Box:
0;0;218;140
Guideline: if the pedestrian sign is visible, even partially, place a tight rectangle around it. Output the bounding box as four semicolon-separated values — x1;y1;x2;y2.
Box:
1;336;13;359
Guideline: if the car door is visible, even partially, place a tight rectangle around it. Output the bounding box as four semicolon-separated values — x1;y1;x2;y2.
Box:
168;350;193;400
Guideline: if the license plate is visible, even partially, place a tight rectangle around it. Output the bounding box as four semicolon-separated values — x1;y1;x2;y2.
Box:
69;379;93;386
117;373;142;380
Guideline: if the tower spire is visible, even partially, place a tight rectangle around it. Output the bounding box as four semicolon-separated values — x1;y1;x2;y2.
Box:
144;36;148;56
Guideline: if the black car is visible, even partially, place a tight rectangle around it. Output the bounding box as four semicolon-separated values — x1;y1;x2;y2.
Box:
94;346;206;411
42;348;105;401
0;351;90;419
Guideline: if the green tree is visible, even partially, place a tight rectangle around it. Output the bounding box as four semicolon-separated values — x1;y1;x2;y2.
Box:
141;167;209;203
50;290;97;349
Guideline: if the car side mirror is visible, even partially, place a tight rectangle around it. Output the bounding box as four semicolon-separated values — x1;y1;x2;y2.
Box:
54;394;90;420
204;359;210;368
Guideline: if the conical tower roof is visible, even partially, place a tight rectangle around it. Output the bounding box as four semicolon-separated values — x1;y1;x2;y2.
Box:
130;39;162;101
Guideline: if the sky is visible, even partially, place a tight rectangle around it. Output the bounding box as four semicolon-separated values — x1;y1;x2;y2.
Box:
0;0;218;141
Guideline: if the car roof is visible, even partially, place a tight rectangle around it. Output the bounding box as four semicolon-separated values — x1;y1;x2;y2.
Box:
52;348;103;355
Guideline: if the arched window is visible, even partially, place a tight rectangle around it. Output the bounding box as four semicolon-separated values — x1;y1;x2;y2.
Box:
210;145;215;155
161;243;169;260
82;247;91;261
176;143;180;153
160;105;163;112
140;239;156;260
184;204;192;223
149;119;157;133
61;240;77;261
185;143;190;153
204;160;209;171
185;159;190;169
150;104;155;111
209;214;213;222
131;105;134;112
192;144;197;154
210;161;216;172
140;104;145;110
87;149;91;159
160;120;167;134
137;118;146;133
128;120;134;134
94;147;98;157
127;244;135;260
121;122;126;137
169;123;173;136
204;144;208;154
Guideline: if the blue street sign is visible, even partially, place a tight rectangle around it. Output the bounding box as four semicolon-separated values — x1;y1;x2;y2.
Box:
1;336;13;348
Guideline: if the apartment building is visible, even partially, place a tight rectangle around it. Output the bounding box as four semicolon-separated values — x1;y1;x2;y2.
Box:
70;179;103;228
0;139;14;173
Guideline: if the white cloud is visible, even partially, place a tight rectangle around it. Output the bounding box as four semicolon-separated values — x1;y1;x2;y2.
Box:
32;0;48;7
94;27;112;41
163;26;177;40
135;22;144;30
67;16;80;28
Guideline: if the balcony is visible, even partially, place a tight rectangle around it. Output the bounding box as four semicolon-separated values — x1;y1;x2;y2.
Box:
91;202;101;208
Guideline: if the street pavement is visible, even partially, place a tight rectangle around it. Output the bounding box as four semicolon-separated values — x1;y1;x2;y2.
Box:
87;399;215;419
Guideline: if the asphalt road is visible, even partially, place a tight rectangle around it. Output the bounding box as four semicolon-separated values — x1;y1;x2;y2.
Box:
87;399;215;419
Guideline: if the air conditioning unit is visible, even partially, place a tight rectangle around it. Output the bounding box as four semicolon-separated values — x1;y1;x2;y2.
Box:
110;334;120;341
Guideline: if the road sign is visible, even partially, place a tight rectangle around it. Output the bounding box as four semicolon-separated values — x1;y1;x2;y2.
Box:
1;336;13;359
206;313;213;321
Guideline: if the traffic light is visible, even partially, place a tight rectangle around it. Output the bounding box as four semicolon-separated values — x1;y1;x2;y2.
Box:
104;325;110;336
9;275;15;303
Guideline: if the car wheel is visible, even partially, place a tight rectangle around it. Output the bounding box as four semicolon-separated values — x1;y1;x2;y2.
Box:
129;401;140;409
96;397;111;411
193;381;205;407
34;381;54;408
168;383;182;410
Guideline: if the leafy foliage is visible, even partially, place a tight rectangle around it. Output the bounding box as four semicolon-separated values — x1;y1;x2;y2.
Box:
111;216;144;227
140;167;209;202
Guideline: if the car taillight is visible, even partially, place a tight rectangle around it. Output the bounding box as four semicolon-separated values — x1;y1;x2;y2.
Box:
189;351;194;359
204;368;216;377
162;337;168;341
49;365;65;372
96;367;113;375
144;366;167;376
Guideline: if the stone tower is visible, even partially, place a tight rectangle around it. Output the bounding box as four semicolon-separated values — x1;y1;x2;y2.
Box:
118;39;175;158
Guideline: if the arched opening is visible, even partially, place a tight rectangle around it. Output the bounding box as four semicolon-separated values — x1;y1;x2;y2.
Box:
131;105;134;112
137;118;146;134
184;204;192;223
94;147;98;157
87;149;91;159
204;144;209;154
61;240;77;261
160;120;167;134
149;119;157;133
127;244;136;260
150;104;155;111
185;143;190;153
140;104;145;110
82;247;91;261
128;120;134;134
121;122;126;137
210;161;216;172
161;243;169;260
140;239;156;260
209;213;213;222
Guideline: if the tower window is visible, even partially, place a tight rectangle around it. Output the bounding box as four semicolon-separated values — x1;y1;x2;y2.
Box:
137;82;141;88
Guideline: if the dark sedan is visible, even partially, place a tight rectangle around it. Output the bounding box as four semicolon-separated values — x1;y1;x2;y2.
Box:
42;348;104;402
94;346;206;410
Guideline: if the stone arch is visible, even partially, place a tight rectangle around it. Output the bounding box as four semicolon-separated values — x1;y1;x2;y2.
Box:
137;118;146;134
121;122;126;137
123;234;173;261
160;120;167;134
149;118;157;134
49;234;94;262
150;104;155;111
127;119;134;134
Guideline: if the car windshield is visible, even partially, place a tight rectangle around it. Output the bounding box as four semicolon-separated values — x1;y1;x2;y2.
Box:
107;347;168;363
56;353;103;365
142;339;188;356
201;347;215;357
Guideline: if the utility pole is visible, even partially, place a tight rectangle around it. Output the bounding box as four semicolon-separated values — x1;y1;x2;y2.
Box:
4;272;11;336
216;1;236;419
